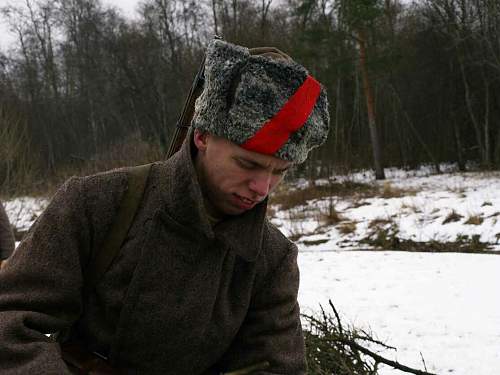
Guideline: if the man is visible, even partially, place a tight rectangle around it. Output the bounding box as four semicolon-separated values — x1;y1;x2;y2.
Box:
0;199;15;269
0;39;329;374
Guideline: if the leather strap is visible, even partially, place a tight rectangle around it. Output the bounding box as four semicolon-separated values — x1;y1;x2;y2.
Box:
85;163;152;290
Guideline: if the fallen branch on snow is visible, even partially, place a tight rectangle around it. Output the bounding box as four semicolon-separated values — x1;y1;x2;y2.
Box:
302;300;436;375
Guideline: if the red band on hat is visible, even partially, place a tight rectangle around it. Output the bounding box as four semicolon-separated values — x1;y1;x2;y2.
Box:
241;75;321;155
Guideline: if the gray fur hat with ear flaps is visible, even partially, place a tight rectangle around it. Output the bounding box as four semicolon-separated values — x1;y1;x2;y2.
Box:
191;39;330;164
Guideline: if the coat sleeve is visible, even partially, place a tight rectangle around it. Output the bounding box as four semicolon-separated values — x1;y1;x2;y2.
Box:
0;177;91;374
218;242;307;375
0;201;15;261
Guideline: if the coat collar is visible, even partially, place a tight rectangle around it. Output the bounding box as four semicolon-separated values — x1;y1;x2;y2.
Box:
158;133;267;262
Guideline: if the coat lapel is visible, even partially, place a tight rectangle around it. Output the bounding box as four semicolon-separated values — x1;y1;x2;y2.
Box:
160;133;267;262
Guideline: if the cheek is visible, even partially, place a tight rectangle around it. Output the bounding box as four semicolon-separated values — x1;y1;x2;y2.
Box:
204;163;225;193
226;171;249;189
269;175;284;192
212;164;246;191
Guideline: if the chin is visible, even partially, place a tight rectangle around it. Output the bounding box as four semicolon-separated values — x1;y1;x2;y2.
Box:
220;202;249;216
222;206;247;216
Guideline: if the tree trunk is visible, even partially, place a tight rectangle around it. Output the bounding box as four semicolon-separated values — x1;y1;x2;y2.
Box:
357;29;385;179
334;74;342;161
482;70;491;168
390;84;441;173
457;52;484;163
452;117;466;172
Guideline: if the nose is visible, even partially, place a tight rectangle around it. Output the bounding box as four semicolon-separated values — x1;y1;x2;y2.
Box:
249;171;272;198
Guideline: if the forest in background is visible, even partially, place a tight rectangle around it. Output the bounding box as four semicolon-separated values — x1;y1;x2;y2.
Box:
1;0;500;195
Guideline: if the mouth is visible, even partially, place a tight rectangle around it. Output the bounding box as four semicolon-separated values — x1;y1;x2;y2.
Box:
233;194;257;209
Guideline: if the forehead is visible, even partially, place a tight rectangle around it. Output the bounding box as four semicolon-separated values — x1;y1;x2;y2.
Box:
211;134;291;168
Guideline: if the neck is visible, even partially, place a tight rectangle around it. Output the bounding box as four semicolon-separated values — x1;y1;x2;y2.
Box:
194;153;225;222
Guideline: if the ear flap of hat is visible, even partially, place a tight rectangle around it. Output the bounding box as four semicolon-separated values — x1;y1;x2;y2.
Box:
276;88;330;163
192;39;250;135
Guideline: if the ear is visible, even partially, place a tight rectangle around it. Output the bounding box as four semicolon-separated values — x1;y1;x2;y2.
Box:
193;129;210;152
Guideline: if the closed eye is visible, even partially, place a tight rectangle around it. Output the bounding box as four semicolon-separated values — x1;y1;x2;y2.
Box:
235;157;289;175
235;157;258;170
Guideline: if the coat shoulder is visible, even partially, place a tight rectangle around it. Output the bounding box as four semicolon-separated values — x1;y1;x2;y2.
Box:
70;167;133;252
263;218;294;249
81;167;130;199
261;218;297;266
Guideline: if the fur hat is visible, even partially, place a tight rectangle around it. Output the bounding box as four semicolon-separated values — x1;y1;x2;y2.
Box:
191;39;330;164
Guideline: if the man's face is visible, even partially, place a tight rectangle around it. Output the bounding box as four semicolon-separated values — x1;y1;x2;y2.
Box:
193;130;291;217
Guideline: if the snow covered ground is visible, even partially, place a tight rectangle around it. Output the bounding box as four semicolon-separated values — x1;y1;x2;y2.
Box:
272;168;500;252
3;166;500;374
298;251;500;375
3;196;47;234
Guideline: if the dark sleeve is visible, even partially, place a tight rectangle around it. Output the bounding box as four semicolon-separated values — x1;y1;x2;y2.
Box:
0;201;15;260
219;242;307;375
0;177;91;374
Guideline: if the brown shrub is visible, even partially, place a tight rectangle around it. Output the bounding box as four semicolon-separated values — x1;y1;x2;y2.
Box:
442;210;463;224
319;206;344;226
338;221;356;235
380;182;416;198
368;218;394;228
400;202;421;213
464;215;484;225
270;181;377;210
43;134;164;196
271;180;419;212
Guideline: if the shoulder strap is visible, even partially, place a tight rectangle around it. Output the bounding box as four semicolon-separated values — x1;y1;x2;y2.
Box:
85;163;153;290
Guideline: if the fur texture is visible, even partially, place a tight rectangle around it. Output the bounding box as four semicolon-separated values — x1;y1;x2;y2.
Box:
192;39;330;163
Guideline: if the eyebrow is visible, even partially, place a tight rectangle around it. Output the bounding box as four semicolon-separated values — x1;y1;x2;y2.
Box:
237;156;290;173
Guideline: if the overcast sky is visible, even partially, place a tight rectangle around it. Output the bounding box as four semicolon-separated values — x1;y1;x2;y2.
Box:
0;0;142;49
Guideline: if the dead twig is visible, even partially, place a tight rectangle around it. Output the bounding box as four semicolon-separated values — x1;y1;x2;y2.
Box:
303;299;437;375
336;337;437;375
420;352;428;372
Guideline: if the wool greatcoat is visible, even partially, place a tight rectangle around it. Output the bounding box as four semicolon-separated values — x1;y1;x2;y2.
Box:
0;136;306;375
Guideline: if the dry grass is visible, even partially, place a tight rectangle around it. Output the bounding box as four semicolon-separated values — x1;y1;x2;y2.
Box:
8;133;164;197
270;185;329;210
302;239;329;246
364;223;400;249
337;221;357;235
450;187;468;199
362;231;491;253
270;180;418;212
349;200;371;209
400;202;422;214
286;208;310;221
56;133;163;176
318;201;344;226
380;182;417;199
285;208;317;242
464;215;484;225
362;218;401;249
442;210;463;224
0;110;41;197
270;181;377;210
266;206;276;218
287;222;307;242
368;218;394;229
